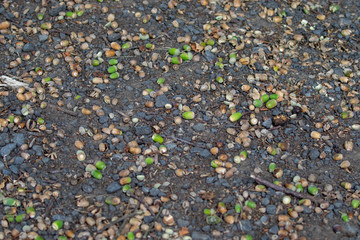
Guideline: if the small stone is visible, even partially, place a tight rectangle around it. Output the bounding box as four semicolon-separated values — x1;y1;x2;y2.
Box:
13;133;25;146
23;43;35;52
134;123;152;136
262;118;272;129
308;149;320;160
192;123;205;132
49;5;67;16
82;184;93;193
155;95;170;108
266;205;276;215
191;231;211;240
38;34;49;42
106;182;121;193
239;220;253;232
269;225;279;234
0;143;16;156
177;219;190;227
32;145;44;156
108;33;122;42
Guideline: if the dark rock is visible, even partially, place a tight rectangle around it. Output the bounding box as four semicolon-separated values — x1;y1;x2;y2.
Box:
82;184;93;193
155;95;170;108
108;33;122;42
177;219;190;227
23;43;35;52
106;182;121;193
134;123;152;136
38;34;49;42
14;157;24;165
266;205;276;215
13;133;25;146
239;220;253;232
269;225;279;234
192;123;206;132
308;148;320;160
262;118;273;129
0;143;16;156
191;231;211;240
32;145;44;156
49;5;67;16
343;223;357;237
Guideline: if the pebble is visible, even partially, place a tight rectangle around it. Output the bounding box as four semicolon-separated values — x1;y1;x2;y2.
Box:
190;147;211;158
82;184;93;193
106;182;121;193
177;219;190;227
269;225;279;234
342;223;358;237
49;5;66;16
108;33;122;42
38;35;49;42
12;133;25;146
191;231;211;240
262;118;273;129
32;145;44;156
134;123;152;136
192;123;206;132
239;220;253;232
155;95;171;108
308;148;320;160
266;205;277;215
0;143;16;156
23;43;35;52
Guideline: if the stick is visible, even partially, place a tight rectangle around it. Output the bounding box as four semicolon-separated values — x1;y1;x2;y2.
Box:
0;75;30;90
47;103;78;117
130;194;155;216
143;206;163;238
169;136;196;146
97;210;143;233
250;175;321;203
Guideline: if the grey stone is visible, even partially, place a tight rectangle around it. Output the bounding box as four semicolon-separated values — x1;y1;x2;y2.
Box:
266;205;276;215
239;220;252;232
191;231;211;240
343;223;358;237
13;133;25;146
149;188;160;197
82;184;93;193
262;118;273;129
9;165;18;174
108;33;121;42
269;225;279;234
134;123;152;136
49;5;66;16
192;123;205;132
339;18;352;27
191;147;211;158
261;197;270;205
38;34;49;42
165;143;177;150
106;182;121;193
32;145;44;156
204;50;216;61
143;216;154;223
260;215;269;225
177;219;190;227
155;95;170;108
23;43;35;52
0;143;16;156
0;161;4;170
111;154;123;161
308;148;320;160
14;157;24;165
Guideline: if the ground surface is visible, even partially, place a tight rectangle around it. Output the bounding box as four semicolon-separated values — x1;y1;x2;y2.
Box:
0;0;360;239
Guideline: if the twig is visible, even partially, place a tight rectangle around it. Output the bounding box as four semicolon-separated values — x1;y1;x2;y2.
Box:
47;103;78;117
0;75;30;90
130;194;155;216
250;175;321;203
102;36;111;48
97;210;142;233
43;197;55;218
143;206;163;238
169;136;196;146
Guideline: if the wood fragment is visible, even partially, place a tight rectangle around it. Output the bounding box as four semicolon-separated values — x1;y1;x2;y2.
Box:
250;174;321;204
0;75;30;90
47;103;78;117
